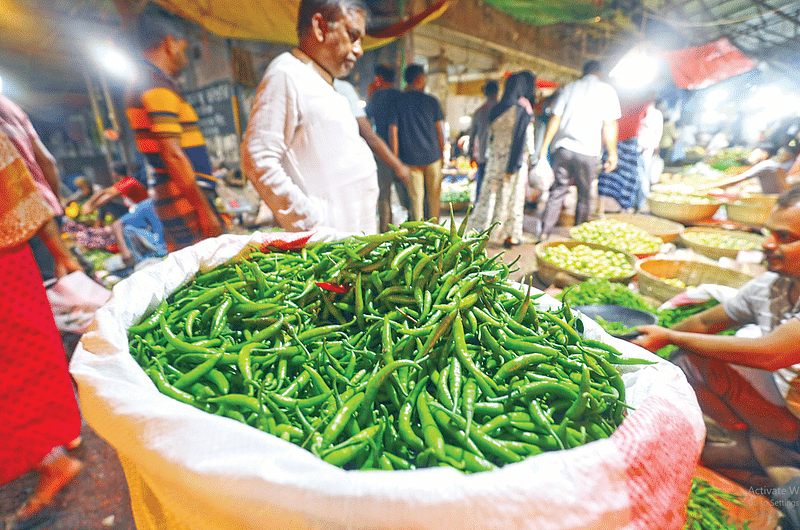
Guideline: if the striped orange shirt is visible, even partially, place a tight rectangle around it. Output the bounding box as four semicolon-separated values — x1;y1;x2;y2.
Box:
125;61;216;250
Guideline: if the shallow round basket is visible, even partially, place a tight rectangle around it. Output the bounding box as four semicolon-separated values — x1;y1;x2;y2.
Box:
635;258;755;302
534;240;636;286
575;305;659;340
678;227;765;261
606;213;684;243
647;196;723;224
568;224;661;259
441;200;470;213
725;194;778;228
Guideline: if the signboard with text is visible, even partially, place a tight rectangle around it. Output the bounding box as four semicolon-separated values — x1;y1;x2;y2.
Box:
184;81;241;164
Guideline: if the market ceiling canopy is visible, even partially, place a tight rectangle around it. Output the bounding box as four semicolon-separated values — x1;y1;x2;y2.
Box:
147;0;452;48
478;0;610;25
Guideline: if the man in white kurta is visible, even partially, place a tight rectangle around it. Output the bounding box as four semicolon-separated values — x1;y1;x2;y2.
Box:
241;1;378;234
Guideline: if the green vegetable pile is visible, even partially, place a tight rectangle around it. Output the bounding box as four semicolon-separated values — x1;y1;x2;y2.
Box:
592;315;639;337
685;477;748;530
570;218;662;256
560;279;726;357
559;278;654;312
127;218;638;473
441;182;471;204
705;147;751;172
539;244;634;280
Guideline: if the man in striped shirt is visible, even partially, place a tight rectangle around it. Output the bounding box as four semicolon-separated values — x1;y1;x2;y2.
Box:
124;12;223;251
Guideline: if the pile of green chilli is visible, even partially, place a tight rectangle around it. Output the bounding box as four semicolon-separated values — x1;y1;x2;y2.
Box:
127;217;642;473
685;478;748;530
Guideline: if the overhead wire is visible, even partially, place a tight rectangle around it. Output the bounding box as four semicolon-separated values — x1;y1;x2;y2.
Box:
644;0;800;27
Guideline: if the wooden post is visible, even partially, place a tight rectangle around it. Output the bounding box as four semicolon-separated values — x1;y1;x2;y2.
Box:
99;74;132;173
83;71;115;180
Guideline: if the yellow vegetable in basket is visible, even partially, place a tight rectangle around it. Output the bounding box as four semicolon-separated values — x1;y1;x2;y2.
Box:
661;278;690;289
65;202;80;218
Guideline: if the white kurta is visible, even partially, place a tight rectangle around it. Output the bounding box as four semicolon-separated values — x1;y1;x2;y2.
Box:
241;52;378;234
550;75;621;158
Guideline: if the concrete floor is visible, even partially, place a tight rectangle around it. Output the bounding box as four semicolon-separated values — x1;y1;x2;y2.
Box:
0;206;568;530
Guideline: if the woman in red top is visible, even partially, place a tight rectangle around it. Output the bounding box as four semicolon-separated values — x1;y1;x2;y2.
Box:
0;130;84;522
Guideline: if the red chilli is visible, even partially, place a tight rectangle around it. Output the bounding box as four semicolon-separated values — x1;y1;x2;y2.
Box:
315;282;350;294
260;233;313;252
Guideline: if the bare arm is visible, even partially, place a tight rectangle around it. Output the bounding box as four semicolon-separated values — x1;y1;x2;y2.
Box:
82;187;121;215
157;137;222;238
602;119;619;173
389;124;399;157
32;137;63;203
538;114;561;161
356;117;410;186
639;316;800;372
35;218;82;277
436;120;446;160
632;304;735;352
466;118;478;162
630;303;800;372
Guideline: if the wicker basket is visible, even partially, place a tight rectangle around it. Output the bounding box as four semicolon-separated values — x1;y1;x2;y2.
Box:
441;201;470;213
606;213;684;243
678;227;765;261
647;196;723;224
725;194;778;227
635;258;755;302
534;239;636;286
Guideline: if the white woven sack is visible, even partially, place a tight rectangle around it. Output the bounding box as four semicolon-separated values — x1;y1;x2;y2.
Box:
70;231;705;530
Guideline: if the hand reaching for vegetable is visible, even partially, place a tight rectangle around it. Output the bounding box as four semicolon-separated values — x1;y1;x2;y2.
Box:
631;325;671;352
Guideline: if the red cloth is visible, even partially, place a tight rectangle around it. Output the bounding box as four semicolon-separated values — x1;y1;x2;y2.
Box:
617;100;649;142
664;38;755;90
0;244;81;485
113;176;149;204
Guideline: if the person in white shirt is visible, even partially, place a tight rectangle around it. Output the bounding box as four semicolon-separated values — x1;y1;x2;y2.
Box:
536;60;621;238
241;0;378;235
636;98;664;208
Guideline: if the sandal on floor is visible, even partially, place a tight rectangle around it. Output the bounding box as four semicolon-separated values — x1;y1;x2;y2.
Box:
65;436;82;451
503;238;521;248
14;494;52;521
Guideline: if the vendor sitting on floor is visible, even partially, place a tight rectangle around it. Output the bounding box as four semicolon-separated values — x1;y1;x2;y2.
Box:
633;185;800;489
703;144;800;194
79;164;166;267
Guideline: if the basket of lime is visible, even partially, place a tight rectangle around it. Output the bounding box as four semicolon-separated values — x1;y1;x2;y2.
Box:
535;240;636;286
570;218;663;258
678;227;765;260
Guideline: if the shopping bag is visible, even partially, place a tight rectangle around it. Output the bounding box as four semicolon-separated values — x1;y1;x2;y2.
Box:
46;270;112;334
529;158;554;191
